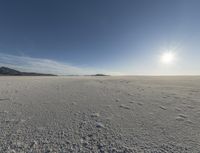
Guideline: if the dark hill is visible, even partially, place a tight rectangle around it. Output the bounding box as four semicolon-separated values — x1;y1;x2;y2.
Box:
0;67;56;76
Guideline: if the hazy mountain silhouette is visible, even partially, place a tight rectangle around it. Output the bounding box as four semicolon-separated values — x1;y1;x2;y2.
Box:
0;67;56;76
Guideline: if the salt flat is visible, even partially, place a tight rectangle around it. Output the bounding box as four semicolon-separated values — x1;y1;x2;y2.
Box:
0;76;200;152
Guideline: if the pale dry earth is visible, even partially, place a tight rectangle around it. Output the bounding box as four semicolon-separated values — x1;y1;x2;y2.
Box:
0;76;200;153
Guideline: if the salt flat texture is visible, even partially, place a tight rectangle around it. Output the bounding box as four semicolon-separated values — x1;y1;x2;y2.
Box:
0;76;200;152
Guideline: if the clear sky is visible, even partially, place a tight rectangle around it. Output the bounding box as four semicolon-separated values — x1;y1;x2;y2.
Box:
0;0;200;75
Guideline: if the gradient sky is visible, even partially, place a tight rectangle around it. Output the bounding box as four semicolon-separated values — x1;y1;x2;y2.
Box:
0;0;200;75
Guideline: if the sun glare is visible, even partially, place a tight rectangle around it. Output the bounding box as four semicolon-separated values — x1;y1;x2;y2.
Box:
160;51;175;64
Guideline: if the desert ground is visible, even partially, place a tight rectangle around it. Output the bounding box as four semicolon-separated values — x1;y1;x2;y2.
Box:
0;76;200;153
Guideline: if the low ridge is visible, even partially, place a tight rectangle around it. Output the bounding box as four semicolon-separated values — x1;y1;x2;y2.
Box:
0;67;56;76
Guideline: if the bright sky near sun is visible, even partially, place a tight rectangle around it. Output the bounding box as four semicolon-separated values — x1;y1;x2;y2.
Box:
0;0;200;75
160;51;176;65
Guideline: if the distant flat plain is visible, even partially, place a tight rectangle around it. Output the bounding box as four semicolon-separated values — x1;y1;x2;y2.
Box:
0;76;200;152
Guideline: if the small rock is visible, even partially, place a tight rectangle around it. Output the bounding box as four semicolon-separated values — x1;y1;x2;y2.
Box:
30;140;38;148
96;122;105;128
91;113;100;117
9;149;16;153
81;140;89;147
20;119;26;123
37;127;45;131
97;143;104;150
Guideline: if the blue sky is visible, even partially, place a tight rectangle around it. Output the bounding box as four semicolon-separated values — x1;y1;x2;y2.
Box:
0;0;200;75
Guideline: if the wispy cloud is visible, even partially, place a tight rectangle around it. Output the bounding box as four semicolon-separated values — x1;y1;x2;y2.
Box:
0;53;121;75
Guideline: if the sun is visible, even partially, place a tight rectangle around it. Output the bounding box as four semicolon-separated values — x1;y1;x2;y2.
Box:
160;51;175;64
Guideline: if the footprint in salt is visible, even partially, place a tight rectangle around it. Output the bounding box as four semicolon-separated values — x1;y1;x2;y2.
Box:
119;104;130;110
175;117;185;121
105;105;112;109
0;98;10;101
71;102;77;105
115;99;120;102
159;106;167;110
149;112;154;115
175;114;188;121
187;105;195;109
137;102;143;106
175;107;182;111
185;119;193;124
178;114;188;118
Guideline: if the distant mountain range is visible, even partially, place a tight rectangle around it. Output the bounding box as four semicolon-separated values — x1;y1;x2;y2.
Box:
0;67;56;76
91;74;109;76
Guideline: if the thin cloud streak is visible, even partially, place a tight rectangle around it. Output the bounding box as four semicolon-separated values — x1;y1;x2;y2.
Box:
0;53;121;75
